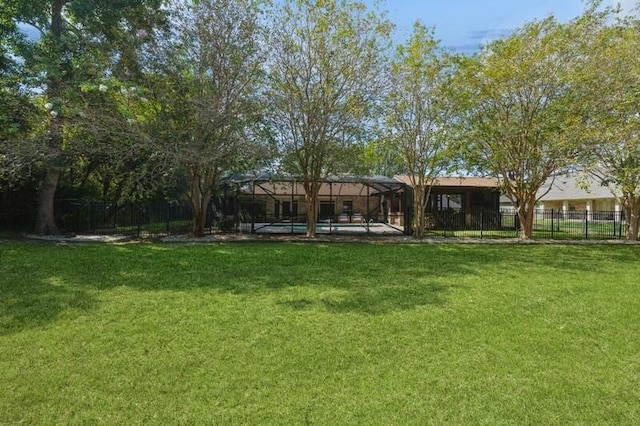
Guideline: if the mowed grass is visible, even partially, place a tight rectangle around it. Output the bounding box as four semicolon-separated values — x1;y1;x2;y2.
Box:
1;241;639;425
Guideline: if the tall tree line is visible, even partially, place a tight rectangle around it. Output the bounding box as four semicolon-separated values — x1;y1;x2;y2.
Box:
1;0;639;240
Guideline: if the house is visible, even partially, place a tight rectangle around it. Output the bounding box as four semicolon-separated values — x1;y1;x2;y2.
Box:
219;173;409;234
394;175;502;230
536;174;621;220
393;175;501;212
218;173;502;234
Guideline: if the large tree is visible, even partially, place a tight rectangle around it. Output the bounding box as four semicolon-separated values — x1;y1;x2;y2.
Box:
58;78;164;204
385;22;458;239
266;0;392;237
0;78;40;188
146;0;269;237
0;3;41;187
455;17;583;239
575;16;640;240
5;0;165;234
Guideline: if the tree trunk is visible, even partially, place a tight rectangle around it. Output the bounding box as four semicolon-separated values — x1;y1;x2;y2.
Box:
191;192;212;237
413;185;426;239
624;195;640;241
304;181;320;238
516;196;536;239
35;167;62;235
34;0;66;235
188;169;213;238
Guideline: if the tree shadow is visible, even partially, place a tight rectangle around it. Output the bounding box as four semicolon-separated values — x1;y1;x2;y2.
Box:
279;281;452;315
2;241;634;332
0;275;97;336
324;282;451;314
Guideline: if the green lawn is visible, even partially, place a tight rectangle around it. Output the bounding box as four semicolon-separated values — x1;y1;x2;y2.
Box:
1;240;639;424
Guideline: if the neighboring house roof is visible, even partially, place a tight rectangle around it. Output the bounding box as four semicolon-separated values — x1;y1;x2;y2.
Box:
499;195;513;205
393;175;500;188
537;175;619;201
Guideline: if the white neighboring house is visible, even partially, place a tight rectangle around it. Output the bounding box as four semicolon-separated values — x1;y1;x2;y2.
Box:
536;174;622;220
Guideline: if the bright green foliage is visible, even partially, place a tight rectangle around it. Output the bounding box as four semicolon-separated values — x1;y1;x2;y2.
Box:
266;0;392;237
146;0;269;237
0;88;41;187
1;0;167;234
385;22;459;239
575;18;640;240
455;17;582;239
362;136;405;176
0;3;38;186
57;79;163;203
1;241;639;423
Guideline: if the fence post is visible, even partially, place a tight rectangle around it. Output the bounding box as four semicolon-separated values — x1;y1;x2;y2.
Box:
443;212;447;238
209;206;212;235
619;210;625;238
551;209;554;240
251;182;256;234
584;209;588;240
91;202;97;234
329;182;333;235
132;204;139;238
480;209;483;239
166;204;170;236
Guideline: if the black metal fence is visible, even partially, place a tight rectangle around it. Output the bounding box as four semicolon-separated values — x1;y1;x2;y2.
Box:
53;201;629;240
56;201;201;238
423;208;628;240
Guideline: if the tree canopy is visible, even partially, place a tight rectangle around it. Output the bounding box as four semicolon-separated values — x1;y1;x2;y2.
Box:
265;0;392;237
2;0;167;234
385;22;458;239
454;17;583;239
572;14;640;240
2;0;640;240
145;0;271;236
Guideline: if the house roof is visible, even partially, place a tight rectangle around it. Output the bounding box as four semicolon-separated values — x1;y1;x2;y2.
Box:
222;172;405;196
537;175;619;201
250;181;389;197
223;173;501;195
393;175;500;188
222;172;401;186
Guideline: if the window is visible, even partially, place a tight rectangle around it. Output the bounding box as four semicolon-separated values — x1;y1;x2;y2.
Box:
282;201;298;219
319;201;335;220
435;193;462;211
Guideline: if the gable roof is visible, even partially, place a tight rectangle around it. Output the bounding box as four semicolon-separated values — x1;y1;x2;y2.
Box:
537;175;619;201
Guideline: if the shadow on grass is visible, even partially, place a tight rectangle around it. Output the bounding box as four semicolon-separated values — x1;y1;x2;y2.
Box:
0;276;97;336
280;282;451;315
325;282;451;314
1;241;637;332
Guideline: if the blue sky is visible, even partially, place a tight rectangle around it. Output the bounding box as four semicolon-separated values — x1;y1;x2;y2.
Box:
17;1;637;53
371;0;637;53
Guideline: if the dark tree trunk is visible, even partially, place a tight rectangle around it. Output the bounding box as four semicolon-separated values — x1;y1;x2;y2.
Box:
35;167;62;235
304;181;320;238
34;0;66;235
191;190;212;238
188;168;213;238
